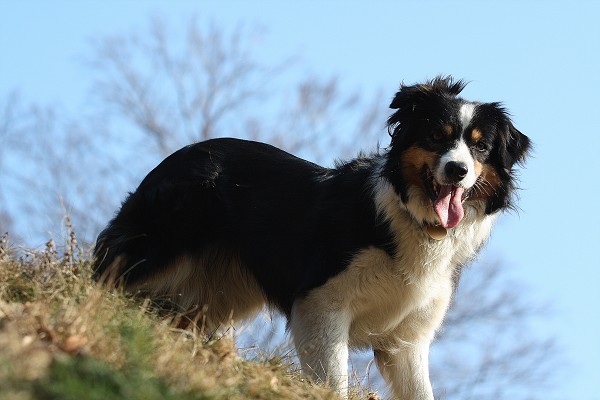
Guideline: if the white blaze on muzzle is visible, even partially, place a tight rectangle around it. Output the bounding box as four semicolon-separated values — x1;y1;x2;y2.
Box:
432;103;479;228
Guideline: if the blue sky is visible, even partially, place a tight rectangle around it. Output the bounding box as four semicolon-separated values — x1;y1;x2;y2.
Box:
2;1;599;398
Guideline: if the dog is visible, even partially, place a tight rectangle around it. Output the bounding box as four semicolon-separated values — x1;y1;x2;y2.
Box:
93;76;530;399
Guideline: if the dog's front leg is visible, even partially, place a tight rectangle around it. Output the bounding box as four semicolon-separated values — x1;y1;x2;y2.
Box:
374;340;434;400
290;297;351;397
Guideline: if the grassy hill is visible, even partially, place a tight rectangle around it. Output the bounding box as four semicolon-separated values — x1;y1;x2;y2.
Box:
0;233;372;400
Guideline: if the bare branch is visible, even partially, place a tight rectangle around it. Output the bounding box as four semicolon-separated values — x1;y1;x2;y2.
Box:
430;261;558;400
89;18;277;155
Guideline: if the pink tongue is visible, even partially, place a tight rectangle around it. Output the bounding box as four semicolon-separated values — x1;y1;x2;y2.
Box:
433;185;465;229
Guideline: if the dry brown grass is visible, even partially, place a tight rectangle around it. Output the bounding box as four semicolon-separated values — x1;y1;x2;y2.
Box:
0;232;364;400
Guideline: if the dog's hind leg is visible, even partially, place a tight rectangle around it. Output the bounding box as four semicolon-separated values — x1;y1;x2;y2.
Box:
290;296;352;397
128;250;266;336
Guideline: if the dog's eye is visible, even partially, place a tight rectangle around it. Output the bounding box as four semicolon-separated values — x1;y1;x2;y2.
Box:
472;142;488;152
431;130;444;141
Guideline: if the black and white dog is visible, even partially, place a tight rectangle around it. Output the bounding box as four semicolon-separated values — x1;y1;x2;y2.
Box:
94;77;530;399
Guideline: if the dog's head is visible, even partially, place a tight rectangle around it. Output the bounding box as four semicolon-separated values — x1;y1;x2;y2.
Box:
384;76;530;228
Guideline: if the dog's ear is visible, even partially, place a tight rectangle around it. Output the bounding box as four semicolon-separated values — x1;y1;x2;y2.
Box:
494;110;531;170
389;76;466;110
387;83;431;138
387;76;466;134
504;123;531;167
484;108;531;214
388;84;422;119
477;102;531;170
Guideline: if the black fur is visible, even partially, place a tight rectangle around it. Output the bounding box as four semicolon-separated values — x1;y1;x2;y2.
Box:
94;138;396;316
94;76;530;318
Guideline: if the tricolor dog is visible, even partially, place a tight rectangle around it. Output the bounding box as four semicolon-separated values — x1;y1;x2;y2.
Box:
94;76;530;399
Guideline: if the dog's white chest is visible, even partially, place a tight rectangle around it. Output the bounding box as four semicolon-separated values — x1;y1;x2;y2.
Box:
344;214;494;348
345;242;455;346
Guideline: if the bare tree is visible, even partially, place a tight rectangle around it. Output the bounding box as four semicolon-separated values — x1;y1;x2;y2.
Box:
0;17;557;399
89;18;280;156
0;94;65;241
0;92;134;244
0;91;27;236
88;18;386;163
430;260;557;399
266;76;386;162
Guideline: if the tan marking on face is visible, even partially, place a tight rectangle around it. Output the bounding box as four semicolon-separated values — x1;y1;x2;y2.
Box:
471;163;502;201
471;128;482;142
401;147;438;187
443;124;453;137
474;160;483;177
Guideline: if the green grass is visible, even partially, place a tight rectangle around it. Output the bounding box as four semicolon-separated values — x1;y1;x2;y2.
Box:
0;234;348;400
35;355;205;400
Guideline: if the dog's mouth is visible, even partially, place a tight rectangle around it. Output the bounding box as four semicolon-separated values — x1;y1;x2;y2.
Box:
421;167;469;229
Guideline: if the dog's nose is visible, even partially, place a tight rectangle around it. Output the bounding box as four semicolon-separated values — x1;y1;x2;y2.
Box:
445;161;468;183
